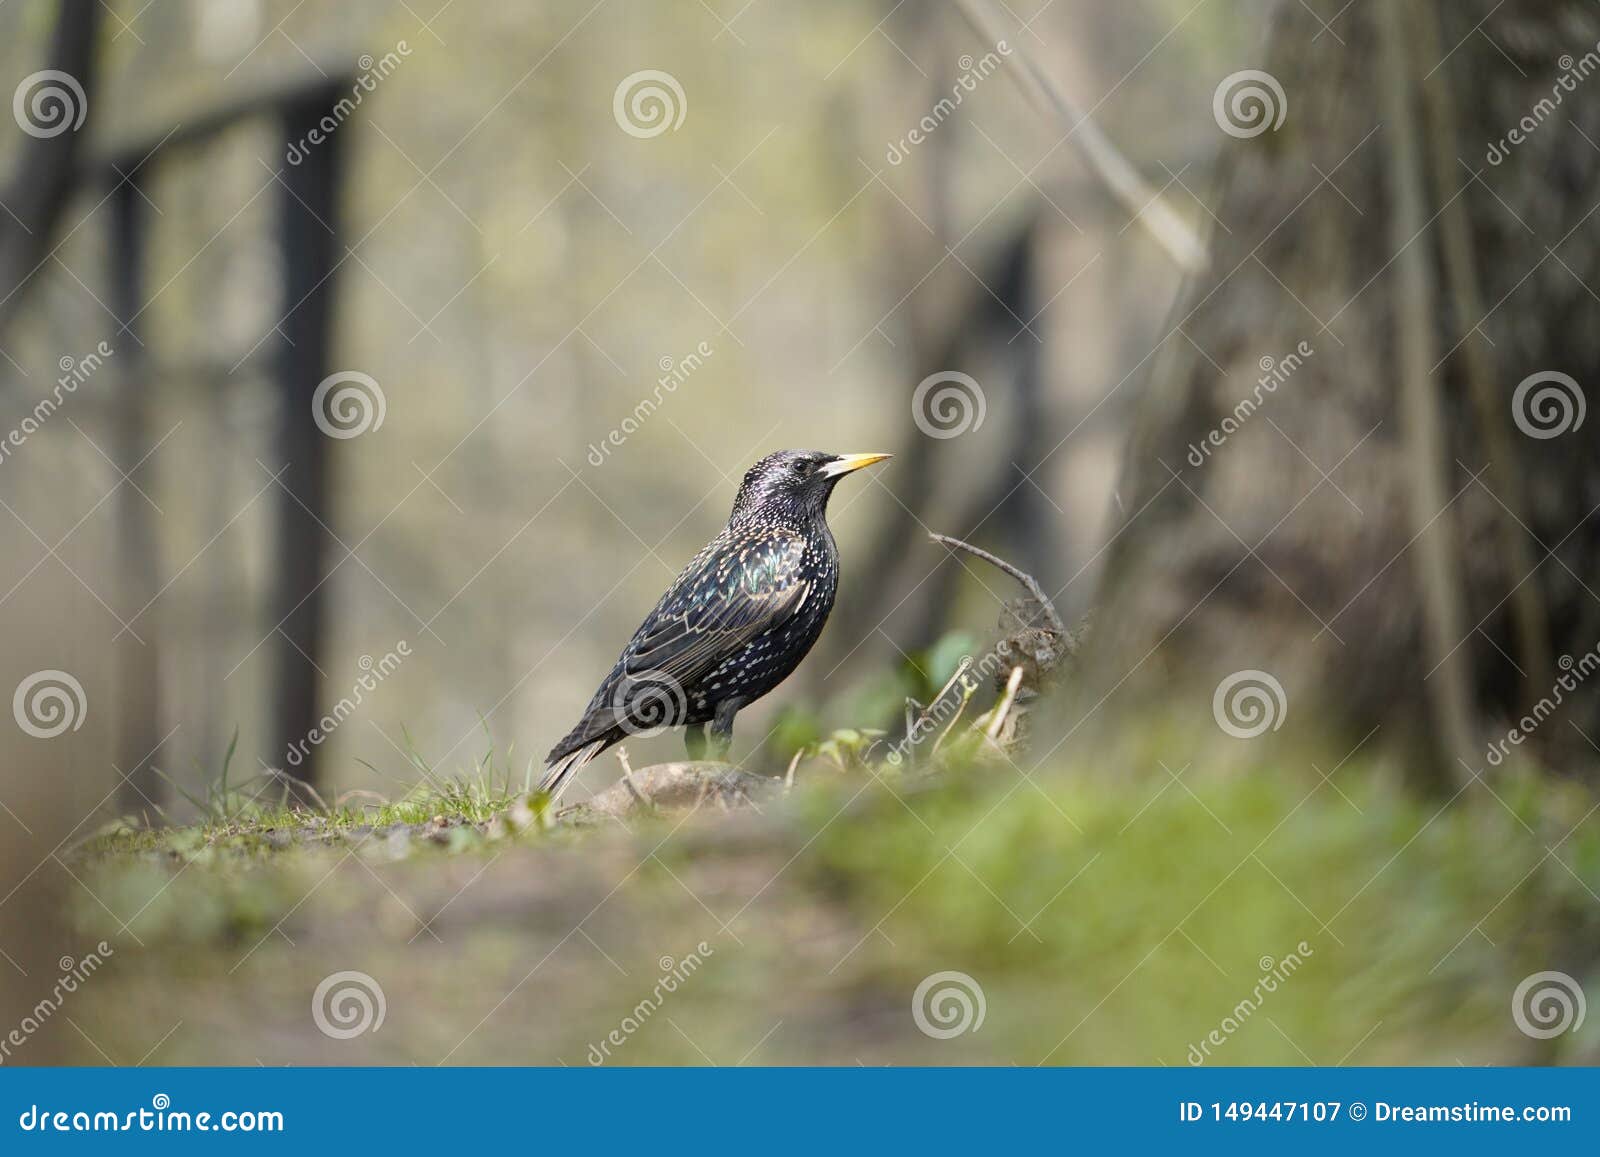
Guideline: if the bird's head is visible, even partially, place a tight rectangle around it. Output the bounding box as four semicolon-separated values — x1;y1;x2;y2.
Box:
731;449;892;520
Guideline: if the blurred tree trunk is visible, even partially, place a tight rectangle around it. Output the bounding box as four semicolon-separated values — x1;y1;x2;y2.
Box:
267;92;345;795
108;177;165;810
1075;0;1600;785
0;0;100;336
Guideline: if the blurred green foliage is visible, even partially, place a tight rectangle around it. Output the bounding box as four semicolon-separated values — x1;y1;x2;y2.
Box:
68;747;1600;1065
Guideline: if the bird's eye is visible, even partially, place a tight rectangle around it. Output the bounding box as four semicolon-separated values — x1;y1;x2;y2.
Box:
792;460;811;476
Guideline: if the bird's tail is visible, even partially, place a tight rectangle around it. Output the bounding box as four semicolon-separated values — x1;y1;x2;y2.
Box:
538;738;607;803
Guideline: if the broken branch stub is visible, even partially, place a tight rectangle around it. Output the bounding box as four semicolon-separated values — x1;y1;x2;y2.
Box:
929;533;1077;750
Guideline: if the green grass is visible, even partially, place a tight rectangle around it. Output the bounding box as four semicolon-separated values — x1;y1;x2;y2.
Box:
77;726;547;861
63;743;1600;1065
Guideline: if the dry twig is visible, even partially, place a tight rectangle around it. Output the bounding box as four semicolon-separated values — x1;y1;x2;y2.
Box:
929;533;1064;635
952;0;1207;272
986;665;1026;742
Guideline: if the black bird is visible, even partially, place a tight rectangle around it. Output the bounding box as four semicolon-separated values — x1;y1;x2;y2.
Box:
541;449;891;800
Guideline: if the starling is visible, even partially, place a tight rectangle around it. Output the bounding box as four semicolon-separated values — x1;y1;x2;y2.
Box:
541;449;891;800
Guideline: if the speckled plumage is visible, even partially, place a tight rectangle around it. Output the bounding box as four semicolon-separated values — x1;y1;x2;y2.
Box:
541;449;889;800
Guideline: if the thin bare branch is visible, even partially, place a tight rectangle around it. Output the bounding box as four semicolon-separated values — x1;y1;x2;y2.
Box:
929;532;1065;635
951;0;1207;272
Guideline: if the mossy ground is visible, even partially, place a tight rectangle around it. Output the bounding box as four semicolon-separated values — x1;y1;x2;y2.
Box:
62;747;1600;1066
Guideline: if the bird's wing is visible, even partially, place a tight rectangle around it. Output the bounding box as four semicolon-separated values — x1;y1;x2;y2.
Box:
545;527;810;765
621;527;810;695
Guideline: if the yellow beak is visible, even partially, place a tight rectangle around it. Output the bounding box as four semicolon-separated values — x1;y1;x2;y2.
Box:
820;452;893;478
